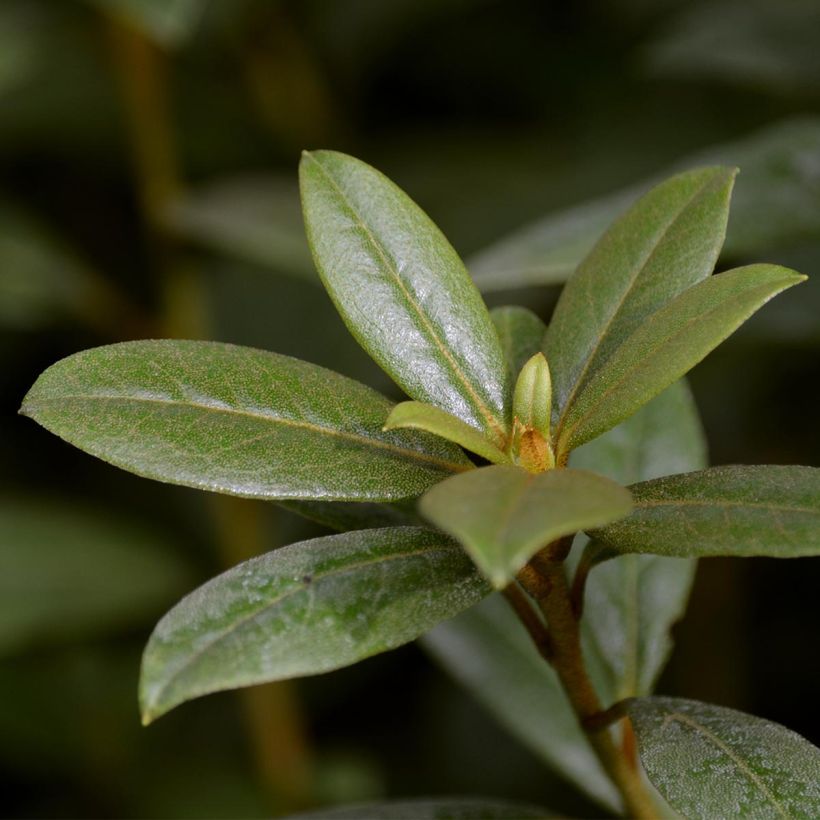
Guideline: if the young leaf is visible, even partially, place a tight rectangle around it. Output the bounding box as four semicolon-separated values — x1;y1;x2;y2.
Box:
490;305;547;378
300;150;509;444
20;340;470;502
513;353;551;438
545;166;736;423
557;264;806;452
293;796;554;819
589;464;820;558
423;595;621;812
569;380;706;702
140;527;489;723
420;465;632;588
627;697;820;818
384;401;509;464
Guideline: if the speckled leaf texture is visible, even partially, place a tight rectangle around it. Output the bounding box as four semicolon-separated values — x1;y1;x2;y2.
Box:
299;150;510;445
20;340;471;501
140;527;489;723
293;797;553;819
557;264;805;452
544;166;736;427
589;465;820;558
569;380;706;703
627;696;820;819
420;465;632;588
490;305;547;379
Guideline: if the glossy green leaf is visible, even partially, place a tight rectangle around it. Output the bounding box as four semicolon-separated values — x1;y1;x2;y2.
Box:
89;0;206;46
469;119;820;292
490;305;547;378
21;340;470;502
589;465;820;559
167;175;315;281
627;696;820;818
557;264;806;452
0;497;190;656
140;527;489;722
300;150;509;444
420;465;632;588
545;166;736;425
423;595;621;812
293;796;554;819
569;380;706;702
384;401;508;464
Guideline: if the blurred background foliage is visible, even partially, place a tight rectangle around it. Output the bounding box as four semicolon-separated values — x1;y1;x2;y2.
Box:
2;0;819;816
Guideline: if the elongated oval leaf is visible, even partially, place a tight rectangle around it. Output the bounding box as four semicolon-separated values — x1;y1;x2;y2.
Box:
300;150;509;444
589;465;820;558
490;305;547;378
293;797;554;819
557;264;806;452
627;696;820;818
545;166;736;424
420;465;632;588
569;379;706;702
20;340;470;502
140;527;489;723
384;401;508;464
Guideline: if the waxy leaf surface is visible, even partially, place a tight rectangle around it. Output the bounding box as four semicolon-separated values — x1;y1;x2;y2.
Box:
628;696;820;818
490;305;547;379
385;401;508;464
140;527;489;722
295;796;553;819
420;465;632;588
569;380;705;702
557;264;805;452
589;465;820;558
300;150;509;443
545;166;736;424
423;595;620;811
21;340;470;502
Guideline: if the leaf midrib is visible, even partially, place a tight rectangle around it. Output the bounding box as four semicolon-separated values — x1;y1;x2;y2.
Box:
554;177;718;439
24;392;471;474
144;542;462;715
305;153;506;442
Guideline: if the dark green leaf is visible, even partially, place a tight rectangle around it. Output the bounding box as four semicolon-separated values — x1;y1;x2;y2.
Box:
569;380;706;702
490;305;547;378
545;166;736;427
21;340;470;502
292;796;554;819
140;527;489;722
420;465;632;588
590;465;820;558
0;497;190;655
627;696;820;818
300;150;509;444
423;595;620;811
384;401;508;464
556;264;805;452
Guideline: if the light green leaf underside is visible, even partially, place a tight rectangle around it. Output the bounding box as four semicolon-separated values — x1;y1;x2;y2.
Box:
490;305;547;379
385;401;508;464
545;166;735;425
469;119;820;291
569;379;706;703
293;796;554;819
589;465;820;558
422;595;621;812
420;465;632;588
20;340;470;502
628;696;820;819
558;264;805;452
140;527;489;723
0;497;190;656
299;150;509;443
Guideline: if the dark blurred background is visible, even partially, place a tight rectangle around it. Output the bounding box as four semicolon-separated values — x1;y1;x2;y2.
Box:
2;0;819;817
